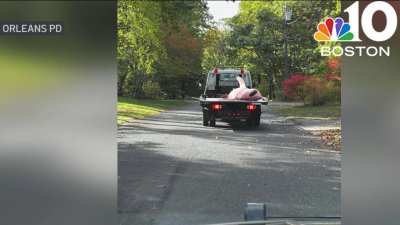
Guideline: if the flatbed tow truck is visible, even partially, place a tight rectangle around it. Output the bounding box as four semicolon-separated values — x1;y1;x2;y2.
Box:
199;68;268;127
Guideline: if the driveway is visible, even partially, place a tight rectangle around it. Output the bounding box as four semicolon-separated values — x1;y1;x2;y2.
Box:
118;101;340;225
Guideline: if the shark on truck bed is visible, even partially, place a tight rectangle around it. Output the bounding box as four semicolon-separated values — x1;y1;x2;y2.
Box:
226;76;263;101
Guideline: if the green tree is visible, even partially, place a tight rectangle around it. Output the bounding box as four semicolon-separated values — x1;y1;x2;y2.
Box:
156;0;211;98
201;27;243;70
117;0;165;97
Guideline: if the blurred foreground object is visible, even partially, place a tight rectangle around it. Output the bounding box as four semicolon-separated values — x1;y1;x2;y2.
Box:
0;2;117;225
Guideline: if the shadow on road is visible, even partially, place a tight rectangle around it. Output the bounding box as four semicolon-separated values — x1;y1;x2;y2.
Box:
119;141;340;225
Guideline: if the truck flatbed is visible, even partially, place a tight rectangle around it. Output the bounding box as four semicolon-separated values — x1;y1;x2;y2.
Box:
199;97;268;104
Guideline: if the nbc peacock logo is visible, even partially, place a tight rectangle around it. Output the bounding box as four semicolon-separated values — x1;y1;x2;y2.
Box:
314;17;354;42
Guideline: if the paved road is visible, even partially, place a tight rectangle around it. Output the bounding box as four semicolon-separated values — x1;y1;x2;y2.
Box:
118;101;340;225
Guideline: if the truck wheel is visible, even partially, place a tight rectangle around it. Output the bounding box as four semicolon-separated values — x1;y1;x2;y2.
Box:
254;115;261;126
210;118;216;127
202;111;209;126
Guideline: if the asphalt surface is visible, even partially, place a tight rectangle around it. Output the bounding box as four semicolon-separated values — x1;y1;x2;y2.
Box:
118;101;340;225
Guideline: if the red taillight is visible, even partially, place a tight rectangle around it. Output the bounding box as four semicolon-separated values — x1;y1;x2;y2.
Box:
247;104;256;111
212;103;222;111
240;69;244;74
214;69;218;74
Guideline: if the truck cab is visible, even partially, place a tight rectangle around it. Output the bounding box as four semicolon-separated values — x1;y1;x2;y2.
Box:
204;69;253;97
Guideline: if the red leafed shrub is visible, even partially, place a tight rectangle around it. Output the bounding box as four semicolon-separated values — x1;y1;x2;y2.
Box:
284;75;340;105
284;75;321;105
283;58;342;105
327;57;341;74
283;75;311;98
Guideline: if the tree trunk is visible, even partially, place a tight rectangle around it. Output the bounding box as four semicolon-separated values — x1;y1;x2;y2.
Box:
271;74;276;100
181;77;185;99
268;73;273;100
118;73;127;96
132;74;148;99
117;61;128;96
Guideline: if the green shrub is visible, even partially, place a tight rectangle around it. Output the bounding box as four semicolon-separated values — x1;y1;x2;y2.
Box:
325;81;340;102
274;89;285;101
141;81;163;99
303;79;324;105
308;80;341;106
309;89;328;106
255;84;284;101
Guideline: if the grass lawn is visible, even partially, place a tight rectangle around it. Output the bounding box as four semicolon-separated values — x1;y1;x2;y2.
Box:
271;104;341;119
118;97;186;125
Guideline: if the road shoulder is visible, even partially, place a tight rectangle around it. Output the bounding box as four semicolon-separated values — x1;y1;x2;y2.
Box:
268;102;341;152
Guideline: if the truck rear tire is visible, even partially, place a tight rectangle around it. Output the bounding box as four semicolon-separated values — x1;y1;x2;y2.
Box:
246;115;260;127
202;110;209;126
210;118;216;127
254;115;260;126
